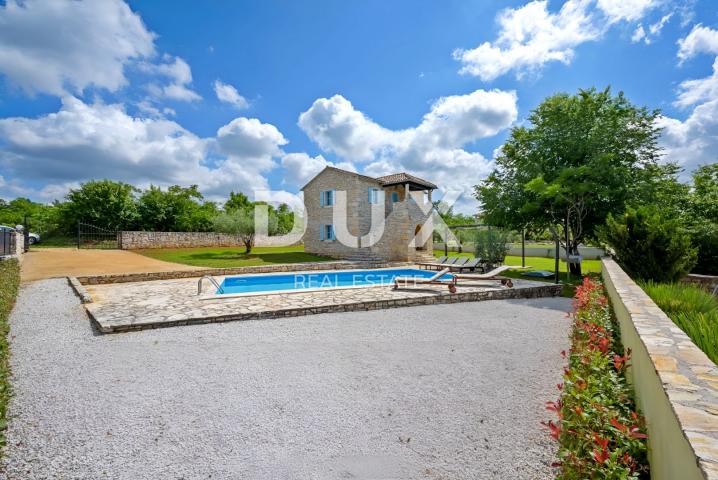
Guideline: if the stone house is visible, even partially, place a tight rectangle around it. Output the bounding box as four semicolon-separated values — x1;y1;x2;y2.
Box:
301;166;437;263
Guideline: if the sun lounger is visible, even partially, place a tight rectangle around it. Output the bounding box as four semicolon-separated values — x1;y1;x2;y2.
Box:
452;256;469;267
448;258;482;272
453;265;529;288
393;268;457;292
417;256;458;270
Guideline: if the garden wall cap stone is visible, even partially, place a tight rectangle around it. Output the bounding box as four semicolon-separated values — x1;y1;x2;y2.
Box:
602;258;718;480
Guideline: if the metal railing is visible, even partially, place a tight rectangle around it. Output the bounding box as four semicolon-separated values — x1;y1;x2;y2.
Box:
77;222;120;249
198;275;223;295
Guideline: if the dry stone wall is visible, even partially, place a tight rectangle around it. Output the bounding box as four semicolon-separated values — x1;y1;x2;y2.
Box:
119;231;300;250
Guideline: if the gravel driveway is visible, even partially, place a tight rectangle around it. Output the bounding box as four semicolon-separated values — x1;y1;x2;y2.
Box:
1;279;570;479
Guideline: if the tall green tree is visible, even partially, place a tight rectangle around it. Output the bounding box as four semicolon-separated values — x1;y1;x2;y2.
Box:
60;180;139;232
275;203;295;234
0;198;61;235
687;164;718;275
224;191;251;212
137;185;217;232
475;87;663;275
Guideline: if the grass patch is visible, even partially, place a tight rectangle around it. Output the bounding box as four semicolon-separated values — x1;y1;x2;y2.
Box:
433;250;602;296
34;236;77;248
0;259;20;448
135;245;334;268
639;281;718;364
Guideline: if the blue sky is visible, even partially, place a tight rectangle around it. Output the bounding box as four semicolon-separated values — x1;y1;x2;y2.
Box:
0;0;716;212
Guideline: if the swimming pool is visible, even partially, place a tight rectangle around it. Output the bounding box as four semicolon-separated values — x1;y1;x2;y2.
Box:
214;268;454;296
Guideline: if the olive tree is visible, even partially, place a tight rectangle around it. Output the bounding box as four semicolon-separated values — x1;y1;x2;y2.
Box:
213;207;278;254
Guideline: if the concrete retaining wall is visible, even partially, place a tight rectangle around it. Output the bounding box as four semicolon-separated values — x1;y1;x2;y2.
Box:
119;231;301;250
683;274;718;294
602;258;718;480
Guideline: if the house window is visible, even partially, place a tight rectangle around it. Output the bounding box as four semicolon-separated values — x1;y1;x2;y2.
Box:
320;224;335;241
368;188;381;204
391;191;399;202
320;190;335;207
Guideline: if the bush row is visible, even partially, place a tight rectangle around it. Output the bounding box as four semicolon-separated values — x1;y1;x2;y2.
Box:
545;277;649;479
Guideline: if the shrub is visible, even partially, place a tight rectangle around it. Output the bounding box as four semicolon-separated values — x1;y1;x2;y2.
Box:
545;277;648;479
0;259;20;448
474;228;510;267
639;281;718;364
600;206;697;282
690;223;718;275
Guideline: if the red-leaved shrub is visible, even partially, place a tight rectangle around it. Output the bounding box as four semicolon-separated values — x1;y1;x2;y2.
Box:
544;277;649;479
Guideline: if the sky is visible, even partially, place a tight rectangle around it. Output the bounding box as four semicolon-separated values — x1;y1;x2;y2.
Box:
0;0;717;213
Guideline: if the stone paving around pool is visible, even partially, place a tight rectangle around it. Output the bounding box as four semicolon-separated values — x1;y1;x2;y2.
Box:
81;266;561;333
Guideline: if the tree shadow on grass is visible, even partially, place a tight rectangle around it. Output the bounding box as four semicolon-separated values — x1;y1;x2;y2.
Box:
182;251;331;264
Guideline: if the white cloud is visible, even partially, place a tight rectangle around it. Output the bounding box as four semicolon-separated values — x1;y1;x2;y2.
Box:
675;57;718;108
0;97;290;202
214;80;249;109
657;100;718;173
0;0;155;96
298;89;518;212
453;0;601;81
632;13;672;45
454;0;670;81
0;175;78;203
649;13;673;36
299;90;517;161
596;0;660;23
658;24;718;174
216;117;287;172
280;153;356;186
141;56;201;102
678;24;718;63
298;95;394;161
632;25;647;43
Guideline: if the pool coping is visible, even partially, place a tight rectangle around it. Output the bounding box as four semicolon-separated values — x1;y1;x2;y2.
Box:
74;260;409;285
86;281;562;333
198;267;456;299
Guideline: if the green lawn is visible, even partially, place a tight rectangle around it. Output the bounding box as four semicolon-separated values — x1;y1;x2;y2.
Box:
135;245;333;268
34;236;76;248
433;249;602;296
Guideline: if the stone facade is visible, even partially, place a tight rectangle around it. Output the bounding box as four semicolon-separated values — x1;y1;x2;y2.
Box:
602;258;718;480
302;167;435;262
119;231;300;250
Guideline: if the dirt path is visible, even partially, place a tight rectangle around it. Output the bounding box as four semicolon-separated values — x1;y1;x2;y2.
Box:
20;248;200;282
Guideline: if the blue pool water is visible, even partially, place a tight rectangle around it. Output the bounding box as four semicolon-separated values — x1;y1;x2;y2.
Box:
217;268;454;295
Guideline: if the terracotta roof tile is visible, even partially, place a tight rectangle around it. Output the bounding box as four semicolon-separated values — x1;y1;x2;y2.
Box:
376;172;437;189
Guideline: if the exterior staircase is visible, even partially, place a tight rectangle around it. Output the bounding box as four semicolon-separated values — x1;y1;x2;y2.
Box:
412;251;437;264
343;248;386;265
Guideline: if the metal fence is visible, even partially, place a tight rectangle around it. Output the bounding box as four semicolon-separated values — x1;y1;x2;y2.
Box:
77;222;120;249
0;229;16;256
